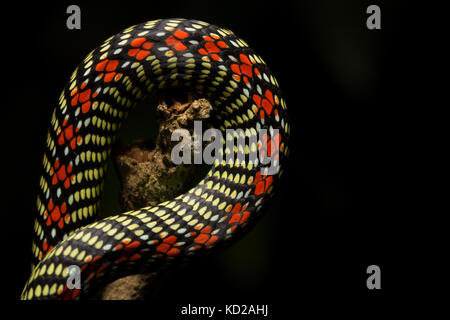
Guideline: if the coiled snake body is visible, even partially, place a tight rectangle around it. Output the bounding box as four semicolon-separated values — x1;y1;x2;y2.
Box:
21;18;289;300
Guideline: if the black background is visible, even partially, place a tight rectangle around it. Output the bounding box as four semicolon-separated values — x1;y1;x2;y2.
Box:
1;0;428;315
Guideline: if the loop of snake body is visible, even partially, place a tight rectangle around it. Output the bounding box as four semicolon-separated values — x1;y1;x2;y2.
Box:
21;18;289;300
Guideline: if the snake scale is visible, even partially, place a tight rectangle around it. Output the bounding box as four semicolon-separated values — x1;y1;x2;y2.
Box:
21;18;289;300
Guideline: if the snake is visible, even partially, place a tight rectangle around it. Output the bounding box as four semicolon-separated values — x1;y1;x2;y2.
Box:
21;18;289;300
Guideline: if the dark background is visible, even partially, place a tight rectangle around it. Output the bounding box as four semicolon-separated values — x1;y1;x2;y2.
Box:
1;0;424;314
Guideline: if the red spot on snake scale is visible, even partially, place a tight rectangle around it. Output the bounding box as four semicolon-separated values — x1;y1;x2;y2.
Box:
61;287;80;300
174;29;189;39
231;54;254;83
105;60;119;71
217;41;227;48
156;243;171;253
164;235;177;244
197;34;227;60
128;38;153;59
194;226;218;246
240;64;252;77
71;94;79;107
166;35;179;47
64;125;74;140
165;30;188;51
127;48;139;57
232;203;242;213
131;37;146;47
129;253;142;261
167;248;180;256
228;214;241;224
48;200;54;211
103;73;115;83
124;240;141;252
253;89;276;117
231;64;241;75
155;235;180;256
136;50;150;60
95;60;108;72
57;165;66;181
253;171;274;196
204;42;220;53
228;202;251;225
239;54;251;65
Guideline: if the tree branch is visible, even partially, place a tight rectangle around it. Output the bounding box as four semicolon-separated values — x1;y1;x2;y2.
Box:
100;95;212;300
